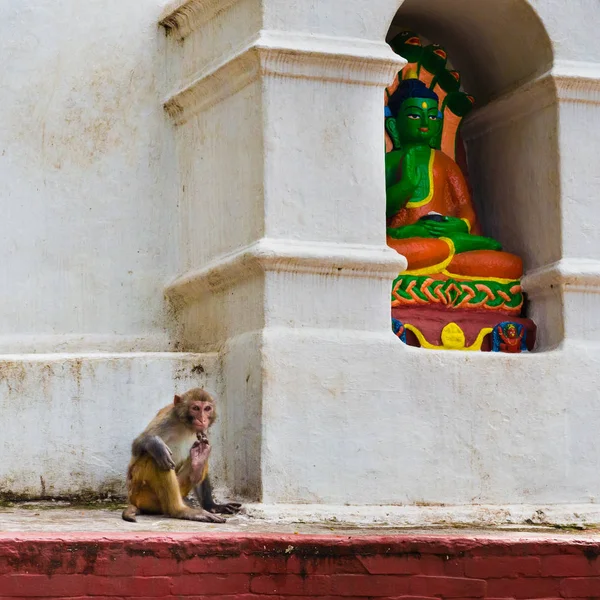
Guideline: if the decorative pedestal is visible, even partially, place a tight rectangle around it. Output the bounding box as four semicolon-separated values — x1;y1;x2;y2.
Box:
391;273;536;352
393;308;536;352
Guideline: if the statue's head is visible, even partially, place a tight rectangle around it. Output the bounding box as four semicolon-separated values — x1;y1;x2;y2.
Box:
386;78;442;148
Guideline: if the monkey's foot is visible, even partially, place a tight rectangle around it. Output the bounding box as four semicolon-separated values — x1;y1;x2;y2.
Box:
210;502;243;515
177;508;226;523
121;505;140;522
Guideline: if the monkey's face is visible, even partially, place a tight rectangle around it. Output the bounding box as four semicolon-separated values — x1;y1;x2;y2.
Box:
188;400;215;433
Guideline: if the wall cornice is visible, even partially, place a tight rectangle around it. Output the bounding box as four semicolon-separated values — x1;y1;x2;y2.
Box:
552;60;600;104
164;31;404;125
160;0;241;39
462;60;600;141
165;238;406;305
522;258;600;297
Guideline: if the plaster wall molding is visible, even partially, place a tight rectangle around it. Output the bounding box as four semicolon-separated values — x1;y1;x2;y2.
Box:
0;350;215;362
164;30;404;125
522;258;600;297
552;60;600;104
165;238;406;305
160;0;241;39
462;60;600;141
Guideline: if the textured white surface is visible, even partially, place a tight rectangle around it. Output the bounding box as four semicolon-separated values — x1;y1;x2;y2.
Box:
0;0;177;353
1;0;600;508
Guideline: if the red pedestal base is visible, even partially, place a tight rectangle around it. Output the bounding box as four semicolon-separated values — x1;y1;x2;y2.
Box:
393;306;537;352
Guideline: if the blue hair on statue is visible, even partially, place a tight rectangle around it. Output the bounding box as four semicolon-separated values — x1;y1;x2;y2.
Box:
387;79;439;118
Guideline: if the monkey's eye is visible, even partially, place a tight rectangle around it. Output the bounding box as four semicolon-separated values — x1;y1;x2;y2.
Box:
191;405;200;411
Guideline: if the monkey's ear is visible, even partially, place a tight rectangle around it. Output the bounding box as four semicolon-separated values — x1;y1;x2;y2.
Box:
174;394;182;405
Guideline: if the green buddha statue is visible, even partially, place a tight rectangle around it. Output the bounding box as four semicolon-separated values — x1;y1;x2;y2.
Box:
384;33;536;352
385;77;523;280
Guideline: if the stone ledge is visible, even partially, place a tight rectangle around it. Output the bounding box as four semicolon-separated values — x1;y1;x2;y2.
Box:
522;258;600;297
247;503;600;530
0;350;216;361
3;502;600;532
0;333;173;354
463;60;600;140
164;30;404;125
165;238;406;305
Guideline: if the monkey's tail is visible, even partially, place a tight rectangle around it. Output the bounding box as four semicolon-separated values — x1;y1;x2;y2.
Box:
122;504;140;522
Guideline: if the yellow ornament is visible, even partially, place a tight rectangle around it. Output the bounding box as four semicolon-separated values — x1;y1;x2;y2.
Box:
441;323;466;350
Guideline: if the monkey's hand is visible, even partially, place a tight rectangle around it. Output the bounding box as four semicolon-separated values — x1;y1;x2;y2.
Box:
191;439;211;463
146;435;176;470
190;439;211;484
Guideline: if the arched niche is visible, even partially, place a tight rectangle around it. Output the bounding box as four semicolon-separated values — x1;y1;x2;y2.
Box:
386;0;559;347
387;0;553;103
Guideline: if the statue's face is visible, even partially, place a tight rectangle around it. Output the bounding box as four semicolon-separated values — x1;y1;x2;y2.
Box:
396;97;441;145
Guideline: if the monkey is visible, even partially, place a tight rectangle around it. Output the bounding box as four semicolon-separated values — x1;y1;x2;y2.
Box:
122;388;241;522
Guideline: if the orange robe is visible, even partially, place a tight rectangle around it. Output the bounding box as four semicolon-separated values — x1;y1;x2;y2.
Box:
387;149;480;233
387;150;523;280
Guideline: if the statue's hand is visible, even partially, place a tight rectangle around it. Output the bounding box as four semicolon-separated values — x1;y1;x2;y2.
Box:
421;216;469;238
401;147;422;191
387;224;430;239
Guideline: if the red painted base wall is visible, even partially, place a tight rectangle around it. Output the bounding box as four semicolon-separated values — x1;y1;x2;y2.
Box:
1;532;600;599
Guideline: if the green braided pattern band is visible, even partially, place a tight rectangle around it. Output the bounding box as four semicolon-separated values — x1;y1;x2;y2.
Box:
391;275;523;312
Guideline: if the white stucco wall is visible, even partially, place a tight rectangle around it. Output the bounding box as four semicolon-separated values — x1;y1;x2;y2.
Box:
0;1;229;498
2;0;600;520
0;0;177;354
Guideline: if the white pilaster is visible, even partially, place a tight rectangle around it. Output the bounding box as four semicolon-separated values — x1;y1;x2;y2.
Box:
161;0;405;498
